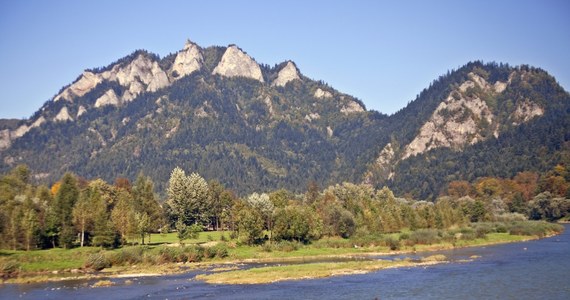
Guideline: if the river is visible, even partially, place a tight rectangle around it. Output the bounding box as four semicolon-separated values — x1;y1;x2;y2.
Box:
2;225;569;299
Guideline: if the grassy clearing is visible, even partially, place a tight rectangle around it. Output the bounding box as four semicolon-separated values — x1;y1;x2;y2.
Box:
129;231;231;245
1;221;563;284
196;257;445;284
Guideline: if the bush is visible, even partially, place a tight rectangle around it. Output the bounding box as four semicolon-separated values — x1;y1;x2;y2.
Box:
273;240;302;252
204;243;228;259
350;234;383;247
155;245;204;263
471;223;492;239
383;236;401;250
508;221;563;237
85;252;111;271
312;238;352;249
409;229;440;245
0;259;20;278
108;246;145;266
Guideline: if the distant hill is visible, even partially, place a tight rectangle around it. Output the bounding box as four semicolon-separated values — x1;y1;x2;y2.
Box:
1;40;569;198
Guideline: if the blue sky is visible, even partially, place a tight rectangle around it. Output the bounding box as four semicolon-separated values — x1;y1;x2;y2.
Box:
0;0;569;119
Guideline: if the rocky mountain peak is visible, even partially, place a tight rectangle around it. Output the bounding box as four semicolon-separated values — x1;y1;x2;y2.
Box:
401;72;504;159
170;39;203;80
212;45;264;83
54;71;102;102
271;61;300;87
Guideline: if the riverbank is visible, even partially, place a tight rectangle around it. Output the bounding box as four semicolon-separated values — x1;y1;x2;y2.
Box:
196;255;448;284
1;221;563;285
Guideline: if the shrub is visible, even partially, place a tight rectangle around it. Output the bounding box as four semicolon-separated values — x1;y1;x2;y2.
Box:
108;247;145;266
312;238;352;249
350;234;383;247
155;245;204;263
409;229;440;245
0;259;20;278
273;240;302;252
383;236;401;250
508;221;563;237
85;252;111;271
204;243;228;259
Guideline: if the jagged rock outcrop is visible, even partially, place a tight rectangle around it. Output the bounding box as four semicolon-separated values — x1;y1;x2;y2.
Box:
170;40;203;80
314;88;332;99
341;100;365;114
56;54;170;105
54;107;72;122
402;73;501;159
54;71;102;102
272;61;300;87
95;89;120;108
76;106;87;118
0;130;10;150
212;45;264;82
511;100;544;125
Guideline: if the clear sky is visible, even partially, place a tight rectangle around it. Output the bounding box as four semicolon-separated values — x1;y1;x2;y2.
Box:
0;0;569;119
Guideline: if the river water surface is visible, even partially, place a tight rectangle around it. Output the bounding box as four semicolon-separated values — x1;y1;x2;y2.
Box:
2;225;569;299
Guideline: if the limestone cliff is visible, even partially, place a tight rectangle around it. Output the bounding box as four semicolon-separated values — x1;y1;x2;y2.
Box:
271;61;300;87
212;45;264;82
170;40;203;80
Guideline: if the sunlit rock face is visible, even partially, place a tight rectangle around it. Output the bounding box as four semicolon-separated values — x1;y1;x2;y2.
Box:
170;40;203;80
272;61;300;87
212;45;264;83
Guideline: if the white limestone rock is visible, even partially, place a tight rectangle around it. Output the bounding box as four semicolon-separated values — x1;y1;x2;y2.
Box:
95;89;120;108
402;81;496;159
170;40;203;80
77;106;87;118
212;45;264;82
314;88;333;99
54;107;73;122
511;100;544;125
0;129;12;150
147;61;170;92
272;61;300;87
54;71;102;102
341;101;365;114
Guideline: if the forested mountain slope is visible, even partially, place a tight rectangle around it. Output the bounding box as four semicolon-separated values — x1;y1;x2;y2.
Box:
1;40;568;197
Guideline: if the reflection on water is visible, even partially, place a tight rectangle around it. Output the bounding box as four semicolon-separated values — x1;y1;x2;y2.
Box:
2;225;569;300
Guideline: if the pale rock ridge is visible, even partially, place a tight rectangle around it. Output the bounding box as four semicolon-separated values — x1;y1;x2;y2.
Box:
272;61;300;87
55;53;170;105
12;116;46;139
263;96;275;116
511;100;544;125
341;101;365;114
95;89;120;108
375;143;395;168
147;61;170;92
54;71;103;102
314;88;333;99
402;74;499;159
304;112;321;122
363;143;396;184
54;107;73;122
212;45;264;82
0;130;11;150
170;40;203;80
326;126;334;137
77;106;87;118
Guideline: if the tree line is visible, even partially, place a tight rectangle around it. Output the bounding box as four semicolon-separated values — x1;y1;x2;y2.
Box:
1;163;568;251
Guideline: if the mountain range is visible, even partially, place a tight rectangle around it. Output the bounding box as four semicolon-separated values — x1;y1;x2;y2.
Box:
1;39;569;199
